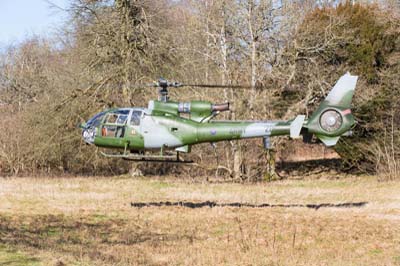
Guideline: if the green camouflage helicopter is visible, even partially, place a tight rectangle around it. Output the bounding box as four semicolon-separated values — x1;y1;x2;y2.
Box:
80;73;358;162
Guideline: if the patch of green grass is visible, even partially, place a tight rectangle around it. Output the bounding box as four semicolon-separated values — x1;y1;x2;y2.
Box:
212;223;231;236
149;181;173;189
45;227;61;237
91;213;111;223
0;245;41;266
370;249;383;255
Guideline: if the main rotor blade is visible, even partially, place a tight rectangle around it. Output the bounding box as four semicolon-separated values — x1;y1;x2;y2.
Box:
142;83;159;87
131;82;258;89
181;84;253;89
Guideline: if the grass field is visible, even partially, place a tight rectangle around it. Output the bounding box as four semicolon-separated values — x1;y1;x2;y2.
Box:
0;175;399;266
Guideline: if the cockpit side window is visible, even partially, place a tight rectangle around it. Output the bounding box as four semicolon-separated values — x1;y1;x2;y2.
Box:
117;115;128;124
86;111;106;127
106;114;118;123
130;111;142;126
105;110;130;125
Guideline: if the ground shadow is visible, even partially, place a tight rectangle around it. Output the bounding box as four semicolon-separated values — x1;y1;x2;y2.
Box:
131;201;368;210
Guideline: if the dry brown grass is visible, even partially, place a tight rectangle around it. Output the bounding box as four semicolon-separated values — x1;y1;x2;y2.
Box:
0;175;399;265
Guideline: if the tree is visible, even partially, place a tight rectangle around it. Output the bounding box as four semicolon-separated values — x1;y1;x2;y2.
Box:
280;2;400;176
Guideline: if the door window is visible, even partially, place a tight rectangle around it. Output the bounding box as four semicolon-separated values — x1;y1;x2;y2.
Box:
102;110;130;138
130;111;142;126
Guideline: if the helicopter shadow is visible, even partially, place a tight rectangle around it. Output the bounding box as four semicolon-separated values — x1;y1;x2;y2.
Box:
130;201;368;210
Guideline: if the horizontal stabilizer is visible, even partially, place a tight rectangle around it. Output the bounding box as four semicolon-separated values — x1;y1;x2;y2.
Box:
290;115;305;138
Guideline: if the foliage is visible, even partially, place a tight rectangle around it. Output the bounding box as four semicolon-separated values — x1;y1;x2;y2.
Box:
282;2;400;174
0;1;399;177
0;0;184;175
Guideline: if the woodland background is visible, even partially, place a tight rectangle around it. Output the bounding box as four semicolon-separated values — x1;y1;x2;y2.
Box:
0;0;399;180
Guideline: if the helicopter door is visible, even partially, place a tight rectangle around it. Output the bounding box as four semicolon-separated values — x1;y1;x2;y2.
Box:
101;110;129;138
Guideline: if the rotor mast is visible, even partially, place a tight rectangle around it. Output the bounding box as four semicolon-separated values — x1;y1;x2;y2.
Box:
157;78;170;102
156;78;181;102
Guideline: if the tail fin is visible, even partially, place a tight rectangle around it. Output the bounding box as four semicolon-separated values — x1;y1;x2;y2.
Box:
324;72;358;108
305;73;358;146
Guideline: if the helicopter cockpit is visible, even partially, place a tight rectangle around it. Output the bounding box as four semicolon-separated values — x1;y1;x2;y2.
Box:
81;108;143;144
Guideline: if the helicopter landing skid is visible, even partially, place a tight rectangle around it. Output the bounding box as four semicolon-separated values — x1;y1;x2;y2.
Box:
100;151;194;163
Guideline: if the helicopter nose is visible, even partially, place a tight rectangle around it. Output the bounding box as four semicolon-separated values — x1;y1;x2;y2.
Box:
82;126;96;145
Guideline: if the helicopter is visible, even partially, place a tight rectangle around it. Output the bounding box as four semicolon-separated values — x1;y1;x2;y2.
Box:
80;73;358;162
